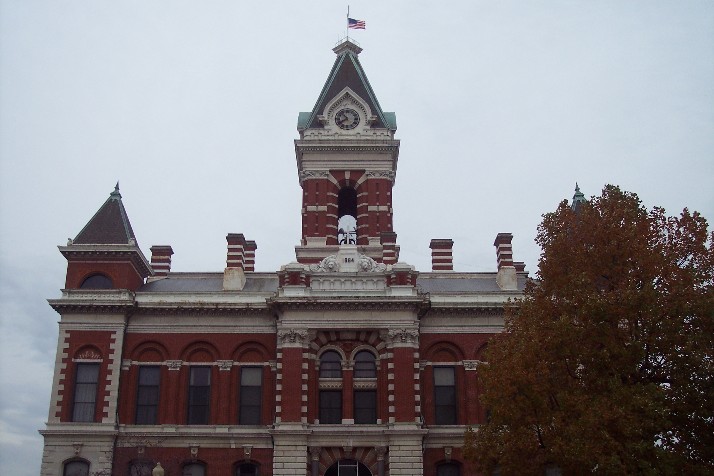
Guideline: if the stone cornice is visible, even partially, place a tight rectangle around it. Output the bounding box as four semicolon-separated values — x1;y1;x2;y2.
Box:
48;289;136;314
133;301;271;316
59;244;152;277
268;295;429;313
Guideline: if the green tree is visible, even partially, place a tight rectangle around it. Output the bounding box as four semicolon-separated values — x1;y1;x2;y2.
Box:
465;186;714;475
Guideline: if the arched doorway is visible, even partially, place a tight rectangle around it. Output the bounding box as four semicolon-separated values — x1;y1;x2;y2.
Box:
325;459;372;476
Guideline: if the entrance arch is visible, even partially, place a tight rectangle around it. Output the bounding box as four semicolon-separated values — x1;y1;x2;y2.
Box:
325;459;372;476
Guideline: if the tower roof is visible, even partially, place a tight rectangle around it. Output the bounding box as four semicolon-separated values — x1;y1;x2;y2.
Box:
571;183;587;213
73;184;138;245
299;39;396;131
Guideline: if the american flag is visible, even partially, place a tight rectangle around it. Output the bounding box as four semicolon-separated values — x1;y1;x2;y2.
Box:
348;18;366;29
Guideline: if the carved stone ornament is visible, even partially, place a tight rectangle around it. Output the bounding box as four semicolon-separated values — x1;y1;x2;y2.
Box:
375;446;387;460
73;442;83;455
299;170;329;181
76;348;102;360
366;170;395;181
358;255;387;273
217;360;233;371
309;255;339;272
278;329;308;344
463;360;484;371
190;444;199;459
165;360;183;371
309;253;386;273
387;328;419;344
309;446;322;460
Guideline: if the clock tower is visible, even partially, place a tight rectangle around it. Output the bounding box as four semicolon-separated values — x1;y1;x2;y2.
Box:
295;39;400;265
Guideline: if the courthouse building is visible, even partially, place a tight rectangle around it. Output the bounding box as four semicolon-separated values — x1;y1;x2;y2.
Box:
40;40;527;476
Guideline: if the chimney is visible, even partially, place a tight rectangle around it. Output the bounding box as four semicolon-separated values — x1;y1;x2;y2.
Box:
224;233;247;290
429;239;454;271
150;245;174;277
244;240;257;272
380;232;399;265
494;233;517;290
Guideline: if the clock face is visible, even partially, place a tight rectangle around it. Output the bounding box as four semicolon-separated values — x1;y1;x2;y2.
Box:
335;108;360;130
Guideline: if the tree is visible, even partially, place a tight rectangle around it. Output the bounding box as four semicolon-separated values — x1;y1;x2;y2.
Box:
465;186;714;475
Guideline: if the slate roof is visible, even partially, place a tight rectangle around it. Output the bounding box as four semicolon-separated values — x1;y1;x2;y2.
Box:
73;184;138;245
299;40;396;131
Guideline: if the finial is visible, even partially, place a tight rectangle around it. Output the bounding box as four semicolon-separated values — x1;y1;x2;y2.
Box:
575;182;580;193
110;181;122;199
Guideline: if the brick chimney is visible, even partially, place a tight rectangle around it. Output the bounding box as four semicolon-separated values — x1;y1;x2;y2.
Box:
244;240;257;272
224;233;247;290
150;246;174;277
380;232;399;265
494;233;517;290
429;239;454;271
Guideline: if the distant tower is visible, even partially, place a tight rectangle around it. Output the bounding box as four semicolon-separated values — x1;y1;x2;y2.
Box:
295;39;400;264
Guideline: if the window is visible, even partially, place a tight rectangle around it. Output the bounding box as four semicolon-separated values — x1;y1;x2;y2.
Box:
434;366;457;424
320;351;342;378
325;459;371;476
236;463;259;476
187;366;211;424
80;274;113;289
353;351;376;378
63;460;89;476
353;390;377;424
129;461;154;476
239;367;262;425
437;463;461;476
72;363;99;422
135;366;160;424
183;463;205;476
319;390;342;424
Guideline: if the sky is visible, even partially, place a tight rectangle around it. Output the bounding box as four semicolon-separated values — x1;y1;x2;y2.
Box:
0;1;712;475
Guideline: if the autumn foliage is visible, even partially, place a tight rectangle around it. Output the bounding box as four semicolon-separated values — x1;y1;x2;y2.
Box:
465;186;714;475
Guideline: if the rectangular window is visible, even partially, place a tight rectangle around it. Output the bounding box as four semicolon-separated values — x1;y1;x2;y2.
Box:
353;390;377;424
135;366;160;424
72;363;100;422
319;390;342;424
187;366;211;424
434;366;457;425
239;366;263;425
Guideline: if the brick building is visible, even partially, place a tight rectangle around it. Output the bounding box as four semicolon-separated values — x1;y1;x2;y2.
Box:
40;39;527;476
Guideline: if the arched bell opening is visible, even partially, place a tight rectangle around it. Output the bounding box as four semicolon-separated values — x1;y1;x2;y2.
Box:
337;187;358;245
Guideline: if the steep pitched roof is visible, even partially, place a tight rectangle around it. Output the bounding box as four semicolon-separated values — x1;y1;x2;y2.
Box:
73;184;138;245
571;183;587;213
300;40;396;130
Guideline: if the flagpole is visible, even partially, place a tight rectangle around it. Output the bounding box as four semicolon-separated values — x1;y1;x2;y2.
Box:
346;5;350;41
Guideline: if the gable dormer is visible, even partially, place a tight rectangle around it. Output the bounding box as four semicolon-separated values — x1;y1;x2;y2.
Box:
60;184;152;291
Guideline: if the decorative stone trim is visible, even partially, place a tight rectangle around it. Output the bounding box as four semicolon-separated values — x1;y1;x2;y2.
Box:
365;170;395;181
319;379;343;390
463;360;484;370
385;328;419;345
165;360;183;371
278;329;309;344
217;360;234;371
299;170;330;182
353;379;377;390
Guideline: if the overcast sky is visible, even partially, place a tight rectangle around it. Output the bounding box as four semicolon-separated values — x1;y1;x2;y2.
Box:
1;1;712;475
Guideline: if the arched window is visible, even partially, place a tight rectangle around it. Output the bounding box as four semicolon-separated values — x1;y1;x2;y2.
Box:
80;273;113;289
325;459;372;476
353;351;376;378
235;463;259;476
72;363;100;422
63;460;89;476
437;462;461;476
319;351;342;378
319;350;343;424
353;350;377;424
182;463;206;476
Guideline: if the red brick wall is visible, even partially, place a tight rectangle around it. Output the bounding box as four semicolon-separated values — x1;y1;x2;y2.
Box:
113;447;273;476
65;260;145;290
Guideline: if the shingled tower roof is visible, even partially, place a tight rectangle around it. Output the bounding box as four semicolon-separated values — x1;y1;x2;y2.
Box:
73;184;138;245
298;39;396;131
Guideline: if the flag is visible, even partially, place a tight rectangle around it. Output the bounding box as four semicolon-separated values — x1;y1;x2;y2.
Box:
348;18;366;29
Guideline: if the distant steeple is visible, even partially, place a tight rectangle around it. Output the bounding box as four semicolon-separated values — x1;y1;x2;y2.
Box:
571;183;587;213
73;183;137;245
